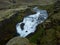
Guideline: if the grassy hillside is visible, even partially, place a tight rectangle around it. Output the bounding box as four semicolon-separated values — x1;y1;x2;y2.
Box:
0;0;60;45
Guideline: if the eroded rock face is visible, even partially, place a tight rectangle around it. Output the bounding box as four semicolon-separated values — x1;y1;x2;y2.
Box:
16;7;48;37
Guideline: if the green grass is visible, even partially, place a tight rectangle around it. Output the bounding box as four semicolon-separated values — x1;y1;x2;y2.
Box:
28;25;45;43
1;3;59;45
27;4;55;43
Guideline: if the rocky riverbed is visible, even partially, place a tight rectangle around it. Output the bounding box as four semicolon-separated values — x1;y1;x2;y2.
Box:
0;0;60;45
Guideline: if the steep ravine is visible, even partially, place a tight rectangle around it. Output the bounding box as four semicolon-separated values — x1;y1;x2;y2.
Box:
0;8;36;45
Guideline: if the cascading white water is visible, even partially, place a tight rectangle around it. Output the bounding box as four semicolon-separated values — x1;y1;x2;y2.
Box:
16;7;48;37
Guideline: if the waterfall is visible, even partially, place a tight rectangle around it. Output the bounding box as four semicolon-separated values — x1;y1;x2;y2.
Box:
16;7;48;37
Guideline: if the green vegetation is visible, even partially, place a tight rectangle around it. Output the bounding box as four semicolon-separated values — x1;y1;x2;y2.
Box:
0;1;60;45
28;25;45;43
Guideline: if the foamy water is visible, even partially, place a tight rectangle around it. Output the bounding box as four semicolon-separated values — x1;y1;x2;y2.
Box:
16;7;48;37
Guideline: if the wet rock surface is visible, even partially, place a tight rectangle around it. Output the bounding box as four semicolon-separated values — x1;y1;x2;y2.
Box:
20;23;25;30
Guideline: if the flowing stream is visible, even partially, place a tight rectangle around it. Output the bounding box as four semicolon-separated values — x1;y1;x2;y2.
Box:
16;7;48;37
